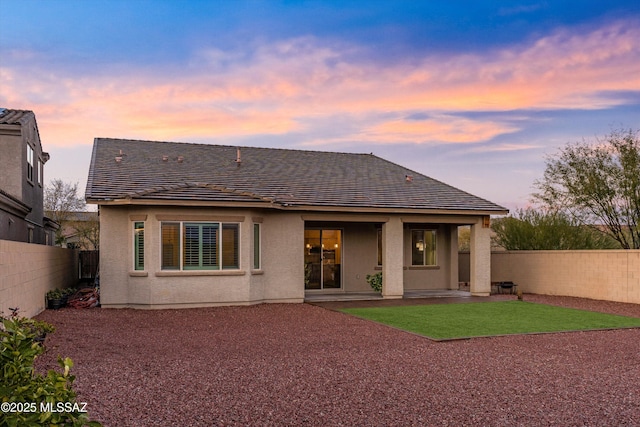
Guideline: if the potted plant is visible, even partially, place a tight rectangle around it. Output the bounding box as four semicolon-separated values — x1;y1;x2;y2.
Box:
61;287;77;305
366;272;383;292
46;289;64;310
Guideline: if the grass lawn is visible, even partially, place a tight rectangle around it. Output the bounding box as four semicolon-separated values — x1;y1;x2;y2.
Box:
341;301;640;340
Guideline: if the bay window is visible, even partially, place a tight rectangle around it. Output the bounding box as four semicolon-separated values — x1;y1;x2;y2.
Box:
161;221;239;270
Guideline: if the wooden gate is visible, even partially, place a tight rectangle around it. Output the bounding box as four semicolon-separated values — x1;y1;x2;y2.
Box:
79;250;99;283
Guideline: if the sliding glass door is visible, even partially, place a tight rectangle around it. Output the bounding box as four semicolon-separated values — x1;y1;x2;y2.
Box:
304;229;342;290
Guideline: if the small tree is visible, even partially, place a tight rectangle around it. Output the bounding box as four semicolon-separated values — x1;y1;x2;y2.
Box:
491;208;619;250
44;179;86;246
458;226;470;251
533;128;640;249
73;214;100;250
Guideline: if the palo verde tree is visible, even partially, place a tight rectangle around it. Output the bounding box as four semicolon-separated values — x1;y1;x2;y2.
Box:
533;128;640;249
491;208;619;250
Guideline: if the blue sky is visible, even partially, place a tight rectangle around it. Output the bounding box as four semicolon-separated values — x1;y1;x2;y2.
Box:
1;0;639;210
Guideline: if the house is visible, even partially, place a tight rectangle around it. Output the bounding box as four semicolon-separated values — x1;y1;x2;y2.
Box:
0;108;57;245
49;211;100;250
85;138;508;308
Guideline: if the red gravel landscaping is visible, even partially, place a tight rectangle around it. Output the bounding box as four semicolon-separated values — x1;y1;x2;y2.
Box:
35;295;640;426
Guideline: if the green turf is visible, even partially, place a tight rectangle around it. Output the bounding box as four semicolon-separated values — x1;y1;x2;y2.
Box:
341;301;640;340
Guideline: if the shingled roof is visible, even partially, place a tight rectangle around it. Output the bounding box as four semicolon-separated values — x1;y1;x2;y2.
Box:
0;108;35;125
86;138;507;213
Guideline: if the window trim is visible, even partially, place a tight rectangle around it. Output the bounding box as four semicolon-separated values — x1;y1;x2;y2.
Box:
134;221;145;271
38;158;43;186
26;143;34;183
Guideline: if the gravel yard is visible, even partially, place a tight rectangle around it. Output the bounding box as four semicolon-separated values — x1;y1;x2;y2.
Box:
35;295;640;426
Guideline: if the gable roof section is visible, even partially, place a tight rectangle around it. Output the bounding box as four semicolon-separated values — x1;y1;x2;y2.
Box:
86;138;507;213
0;108;34;125
0;109;45;154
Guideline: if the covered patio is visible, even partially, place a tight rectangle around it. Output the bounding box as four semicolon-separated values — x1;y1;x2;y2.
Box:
304;289;472;302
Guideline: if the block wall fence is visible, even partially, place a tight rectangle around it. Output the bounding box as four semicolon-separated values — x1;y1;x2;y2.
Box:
0;239;78;318
460;250;640;304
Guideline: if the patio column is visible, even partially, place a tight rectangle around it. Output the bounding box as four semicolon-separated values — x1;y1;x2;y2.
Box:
382;217;403;299
470;217;491;296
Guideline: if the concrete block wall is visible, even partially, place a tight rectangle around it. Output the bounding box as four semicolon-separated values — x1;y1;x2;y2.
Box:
0;239;78;318
490;250;640;304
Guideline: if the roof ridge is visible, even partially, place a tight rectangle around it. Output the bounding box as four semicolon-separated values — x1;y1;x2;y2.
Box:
93;137;374;157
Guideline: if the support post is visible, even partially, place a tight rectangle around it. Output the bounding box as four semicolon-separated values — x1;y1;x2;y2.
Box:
382;217;403;299
470;217;491;296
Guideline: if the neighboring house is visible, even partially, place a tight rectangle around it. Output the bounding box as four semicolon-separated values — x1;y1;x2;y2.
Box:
86;138;508;308
0;108;57;245
49;211;99;249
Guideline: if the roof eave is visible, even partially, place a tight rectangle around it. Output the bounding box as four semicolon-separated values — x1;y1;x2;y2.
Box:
86;198;285;209
282;204;508;216
87;197;508;216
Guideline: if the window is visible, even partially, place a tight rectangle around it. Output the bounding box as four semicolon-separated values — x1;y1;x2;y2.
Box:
377;228;382;266
38;159;43;186
184;223;218;269
253;223;261;269
26;144;34;182
161;222;180;269
411;229;437;266
134;222;145;270
161;221;240;270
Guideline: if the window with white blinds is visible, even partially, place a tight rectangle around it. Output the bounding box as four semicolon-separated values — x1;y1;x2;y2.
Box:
160;222;239;270
134;222;145;270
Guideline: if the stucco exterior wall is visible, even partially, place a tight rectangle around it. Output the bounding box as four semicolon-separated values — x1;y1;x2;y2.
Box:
0;239;77;318
341;222;378;292
403;224;452;291
0;131;22;199
99;206;305;308
99;206;489;307
491;250;640;304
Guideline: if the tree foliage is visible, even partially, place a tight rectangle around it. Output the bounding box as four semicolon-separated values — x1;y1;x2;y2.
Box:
44;180;86;246
73;216;100;250
1;311;102;426
491;208;619;250
533;128;640;249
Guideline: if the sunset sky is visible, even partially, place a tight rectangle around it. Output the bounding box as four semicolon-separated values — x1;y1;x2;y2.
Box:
1;0;639;210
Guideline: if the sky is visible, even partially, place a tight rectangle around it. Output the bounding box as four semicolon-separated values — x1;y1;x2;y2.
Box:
1;0;639;211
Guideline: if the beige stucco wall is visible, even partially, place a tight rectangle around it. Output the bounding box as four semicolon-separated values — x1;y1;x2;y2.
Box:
99;206;305;308
341;222;378;292
99;206;490;307
491;250;640;304
0;239;78;318
402;224;456;291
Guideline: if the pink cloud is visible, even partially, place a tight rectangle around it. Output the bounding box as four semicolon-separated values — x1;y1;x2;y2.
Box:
1;19;638;148
358;116;520;144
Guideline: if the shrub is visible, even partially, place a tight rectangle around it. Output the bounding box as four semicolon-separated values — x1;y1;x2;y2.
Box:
0;311;101;427
366;272;383;292
46;288;64;300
